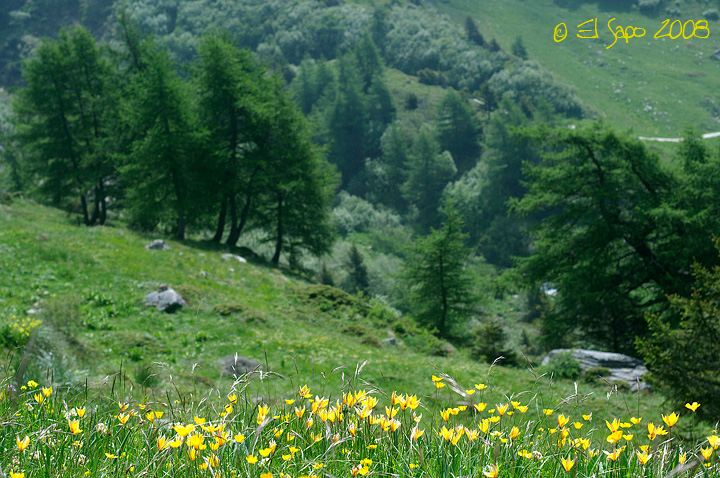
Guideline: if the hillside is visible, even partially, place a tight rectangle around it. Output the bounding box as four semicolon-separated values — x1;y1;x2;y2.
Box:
438;0;720;136
0;198;669;421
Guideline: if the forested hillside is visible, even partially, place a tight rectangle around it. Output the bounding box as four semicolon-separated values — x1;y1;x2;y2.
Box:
2;0;720;418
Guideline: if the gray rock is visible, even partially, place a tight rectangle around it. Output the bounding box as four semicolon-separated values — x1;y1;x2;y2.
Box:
381;337;397;346
222;253;247;263
143;285;187;312
220;354;262;377
542;349;649;390
145;240;170;250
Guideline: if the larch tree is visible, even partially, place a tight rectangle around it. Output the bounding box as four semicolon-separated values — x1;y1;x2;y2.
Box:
196;32;268;246
404;204;474;338
120;47;207;239
14;26;118;225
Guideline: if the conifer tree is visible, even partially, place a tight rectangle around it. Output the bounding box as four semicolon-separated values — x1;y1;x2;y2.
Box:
121;48;206;239
344;243;370;294
327;55;366;194
196;33;267;245
402;124;457;232
256;94;337;265
14;26;118;226
464;16;485;46
437;90;480;175
404;204;474;337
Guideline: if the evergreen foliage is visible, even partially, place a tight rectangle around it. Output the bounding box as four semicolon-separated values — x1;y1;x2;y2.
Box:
464;16;485;46
436;90;481;175
402;124;457;232
511;36;528;60
14;26;118;226
195;33;268;245
120;47;207;239
638;244;720;421
327;55;367;196
403;204;474;337
11;23;336;264
511;124;720;353
344;243;370;295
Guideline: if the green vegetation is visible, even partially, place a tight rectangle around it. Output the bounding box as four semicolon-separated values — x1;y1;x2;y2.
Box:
1;369;718;478
511;124;720;354
439;0;720;136
3;4;720;471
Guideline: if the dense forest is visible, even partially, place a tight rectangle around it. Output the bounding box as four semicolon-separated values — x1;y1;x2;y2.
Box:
2;0;720;415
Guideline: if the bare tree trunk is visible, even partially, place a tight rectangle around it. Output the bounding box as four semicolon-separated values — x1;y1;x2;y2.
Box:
226;195;240;246
80;194;90;226
271;193;284;265
212;197;228;243
176;215;186;240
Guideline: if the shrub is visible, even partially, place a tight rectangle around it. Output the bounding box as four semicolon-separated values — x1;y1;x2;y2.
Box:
488;61;583;118
212;303;266;323
405;92;418;110
703;9;719;20
417;68;446;86
543;351;581;379
470;319;518;366
340;323;369;336
638;0;661;13
582;366;611;384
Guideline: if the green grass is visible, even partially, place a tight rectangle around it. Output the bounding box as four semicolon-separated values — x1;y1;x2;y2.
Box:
437;0;720;137
2;198;719;478
0;198;692;427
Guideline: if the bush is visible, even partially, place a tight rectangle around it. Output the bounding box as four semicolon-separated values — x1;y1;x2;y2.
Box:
405;92;418;110
417;68;446;86
340;323;369;336
638;0;661;14
212;303;266;323
543;351;581;379
582;366;611;384
470;319;518;366
488;61;583;118
703;9;719;20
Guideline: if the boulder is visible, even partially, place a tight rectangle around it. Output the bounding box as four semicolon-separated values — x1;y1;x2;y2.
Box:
221;253;247;263
542;349;649;390
381;337;397;346
220;354;262;377
143;285;187;312
145;240;170;250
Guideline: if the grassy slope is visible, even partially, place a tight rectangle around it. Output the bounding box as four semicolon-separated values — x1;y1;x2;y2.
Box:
0;198;673;427
437;0;720;137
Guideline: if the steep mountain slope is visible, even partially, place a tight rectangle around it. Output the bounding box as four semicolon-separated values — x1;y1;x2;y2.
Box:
0;198;666;419
438;0;720;136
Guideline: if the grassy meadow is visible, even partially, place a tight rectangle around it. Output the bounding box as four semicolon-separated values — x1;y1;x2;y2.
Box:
438;0;720;137
1;198;719;477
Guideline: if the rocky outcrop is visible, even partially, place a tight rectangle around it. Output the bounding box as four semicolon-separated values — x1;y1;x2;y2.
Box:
143;285;187;312
145;240;170;250
220;354;262;377
542;348;649;391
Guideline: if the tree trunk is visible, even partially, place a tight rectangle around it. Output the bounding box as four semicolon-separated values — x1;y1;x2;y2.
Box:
226;195;240;246
439;255;447;337
176;215;186;240
236;189;253;238
80;193;90;226
89;195;100;226
271;193;284;265
212;197;228;243
98;178;106;226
